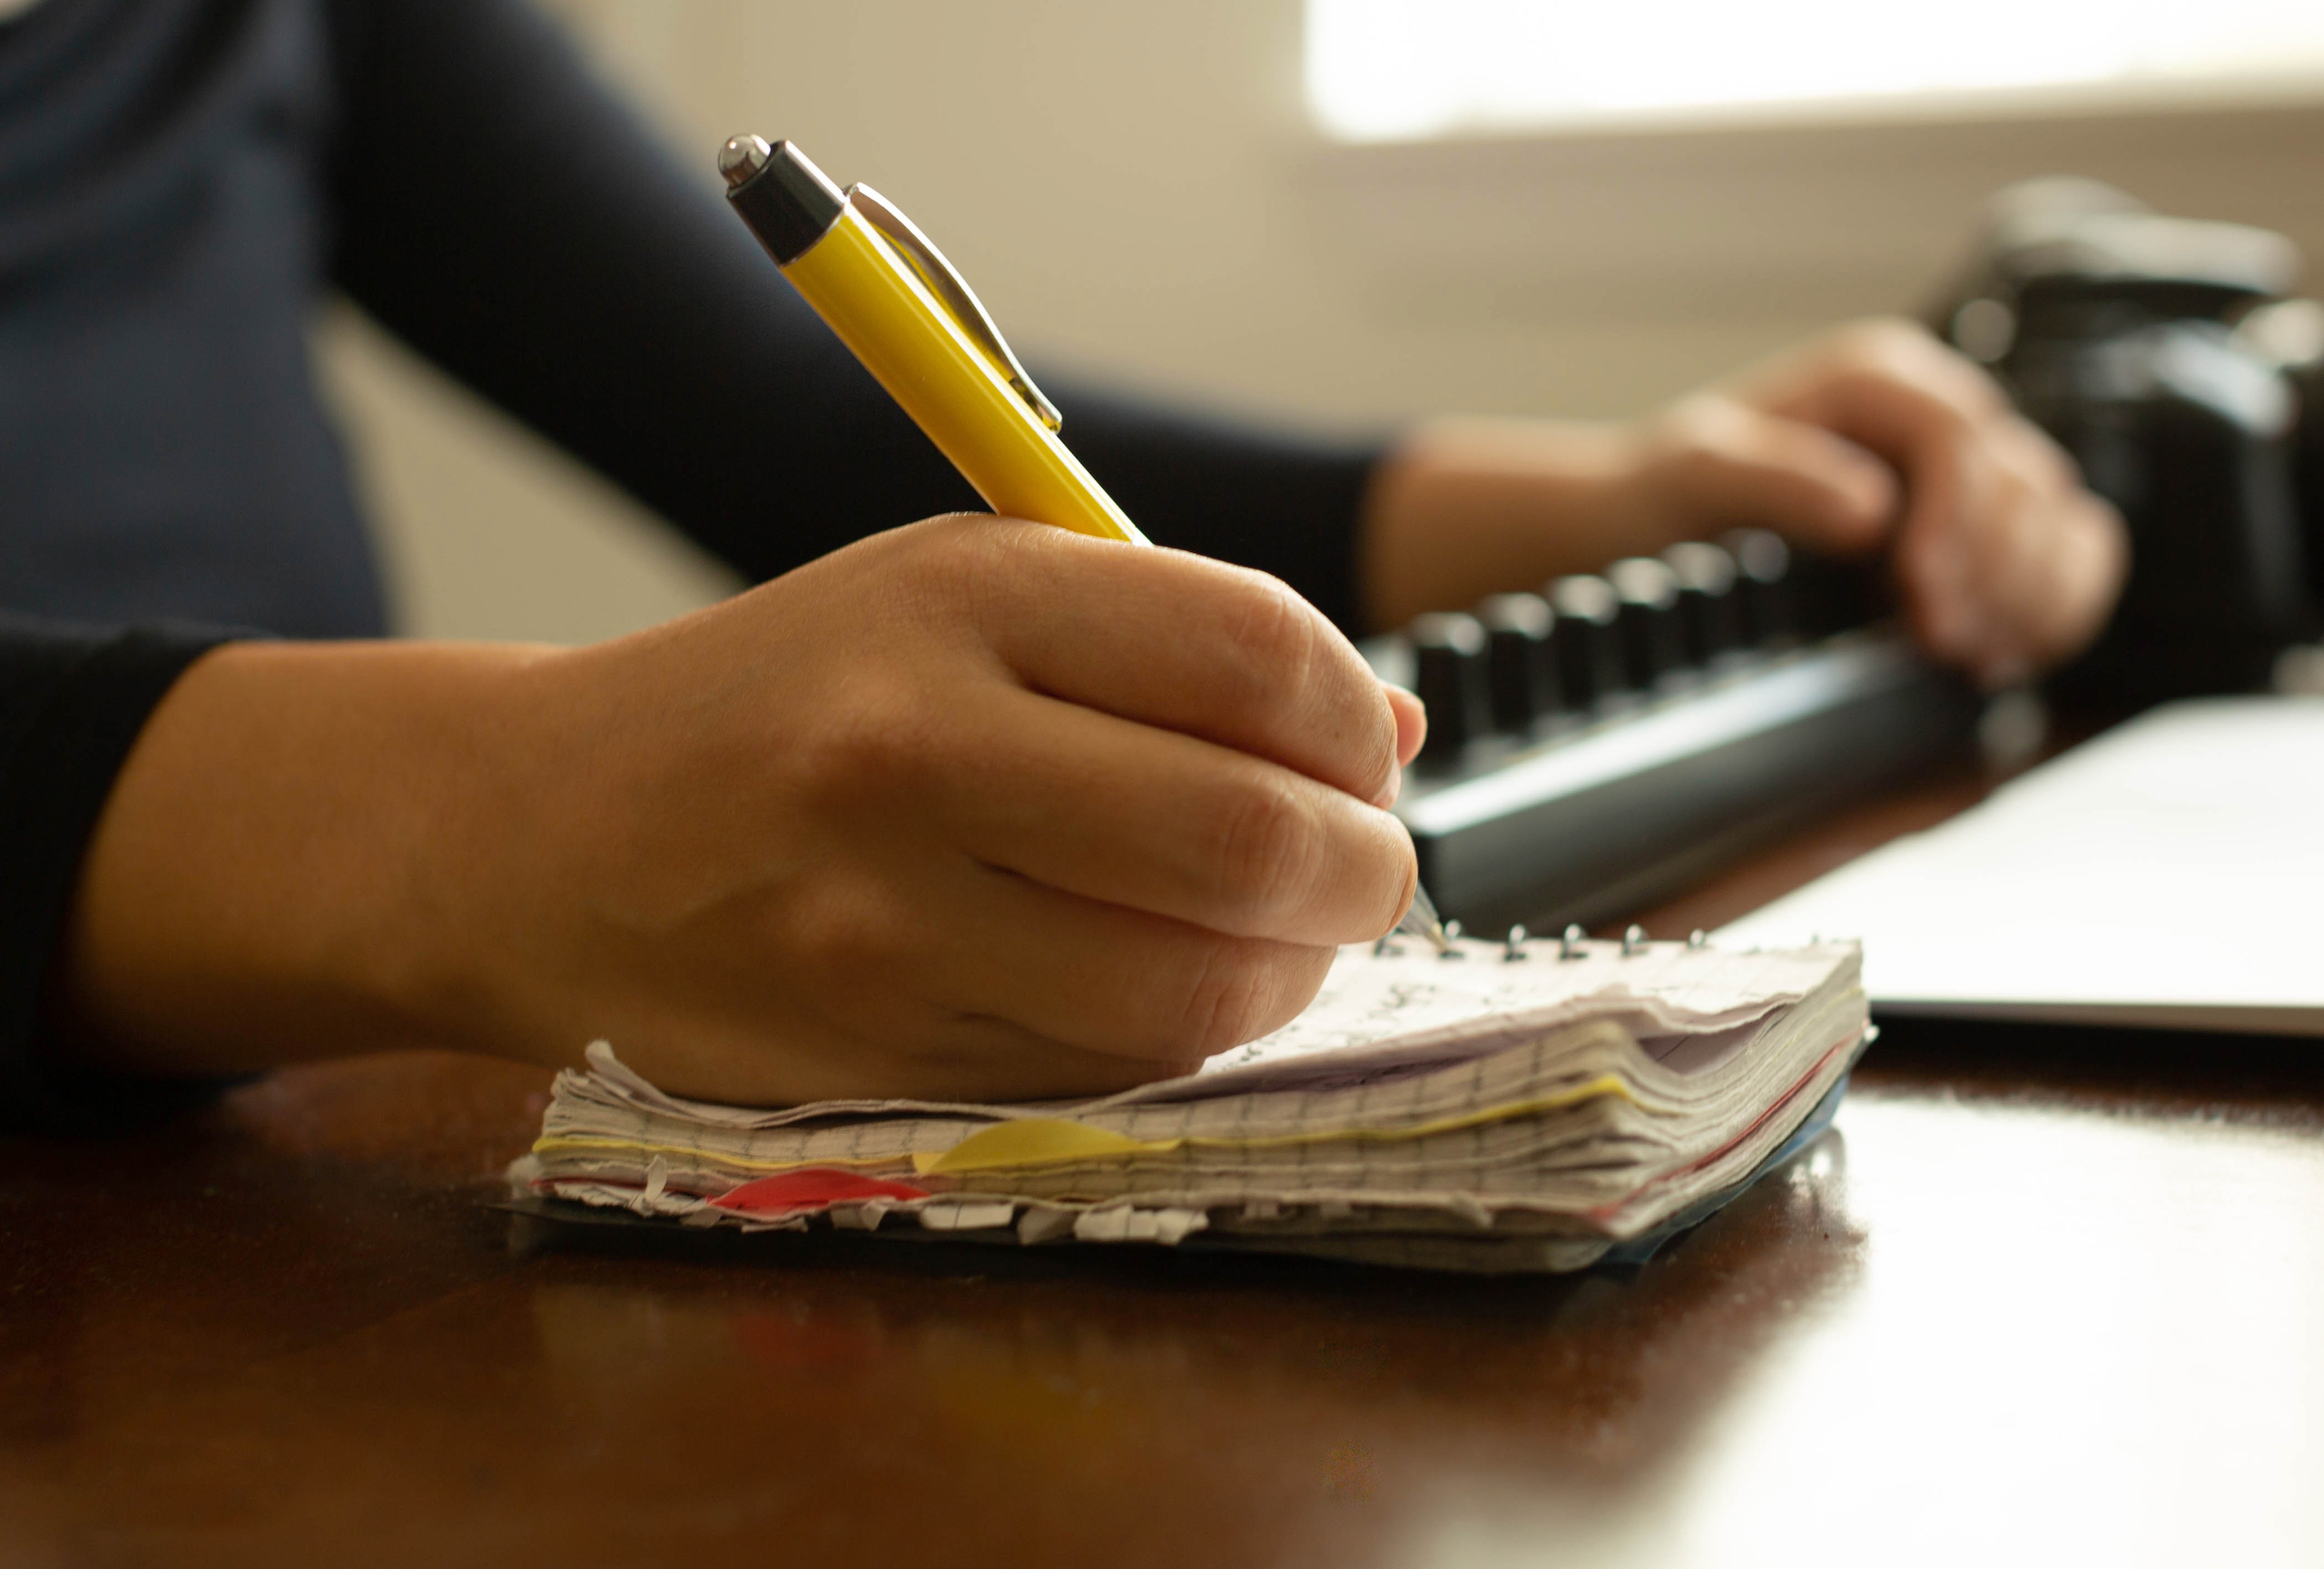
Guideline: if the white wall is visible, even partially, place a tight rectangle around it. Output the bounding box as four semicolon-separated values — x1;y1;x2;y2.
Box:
319;0;2324;643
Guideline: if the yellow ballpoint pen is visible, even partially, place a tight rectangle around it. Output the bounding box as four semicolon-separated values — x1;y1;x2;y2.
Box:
715;133;1447;946
718;134;1143;545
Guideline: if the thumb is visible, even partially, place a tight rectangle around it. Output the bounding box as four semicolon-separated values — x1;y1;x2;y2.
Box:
1653;398;1901;558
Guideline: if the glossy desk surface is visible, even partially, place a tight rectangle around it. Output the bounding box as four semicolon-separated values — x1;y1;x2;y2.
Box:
6;765;2321;1567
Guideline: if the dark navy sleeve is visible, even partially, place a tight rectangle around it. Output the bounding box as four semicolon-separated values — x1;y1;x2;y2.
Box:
0;617;239;1132
320;0;1384;634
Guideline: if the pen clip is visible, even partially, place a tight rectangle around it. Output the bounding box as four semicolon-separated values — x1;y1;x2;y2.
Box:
849;184;1063;433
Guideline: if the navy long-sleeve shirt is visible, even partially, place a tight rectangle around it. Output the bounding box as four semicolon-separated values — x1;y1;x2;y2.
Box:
0;0;1381;1128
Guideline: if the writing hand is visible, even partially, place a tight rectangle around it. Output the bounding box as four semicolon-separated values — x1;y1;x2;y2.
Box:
63;518;1423;1104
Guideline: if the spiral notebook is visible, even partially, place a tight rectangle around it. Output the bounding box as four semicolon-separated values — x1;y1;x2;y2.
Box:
509;933;1868;1273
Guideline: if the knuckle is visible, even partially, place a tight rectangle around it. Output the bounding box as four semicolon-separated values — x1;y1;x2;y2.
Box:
785;879;914;995
934;515;1033;623
1837;315;1932;371
801;684;943;805
1838;317;2003;415
1212;777;1324;923
925;512;1097;650
1649;394;1739;462
1216;573;1321;703
1669;428;1739;491
1974;459;2035;528
1639;396;1759;515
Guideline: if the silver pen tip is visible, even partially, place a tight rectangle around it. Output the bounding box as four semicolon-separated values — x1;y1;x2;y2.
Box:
718;134;773;188
1399;882;1452;952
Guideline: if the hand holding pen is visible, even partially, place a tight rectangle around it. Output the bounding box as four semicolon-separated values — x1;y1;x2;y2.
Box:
56;136;1435;1110
718;134;1448;948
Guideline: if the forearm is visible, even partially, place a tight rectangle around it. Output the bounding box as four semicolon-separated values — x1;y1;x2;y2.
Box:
56;640;547;1081
1358;417;1674;629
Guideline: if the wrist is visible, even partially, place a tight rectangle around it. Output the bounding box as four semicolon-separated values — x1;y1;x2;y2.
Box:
1357;416;1669;628
56;638;559;1078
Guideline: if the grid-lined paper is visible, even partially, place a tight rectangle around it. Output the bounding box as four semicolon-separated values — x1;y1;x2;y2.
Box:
522;938;1864;1255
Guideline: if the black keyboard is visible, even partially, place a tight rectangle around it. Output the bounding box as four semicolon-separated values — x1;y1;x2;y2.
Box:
1360;533;1978;933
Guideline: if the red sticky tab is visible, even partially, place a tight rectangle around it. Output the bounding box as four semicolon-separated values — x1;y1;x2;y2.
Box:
709;1169;931;1217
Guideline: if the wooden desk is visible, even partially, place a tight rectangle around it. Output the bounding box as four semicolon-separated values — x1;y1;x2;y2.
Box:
7;765;2322;1567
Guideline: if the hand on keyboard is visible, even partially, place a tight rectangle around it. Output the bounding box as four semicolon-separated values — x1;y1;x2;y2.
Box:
1358;318;2127;689
1632;318;2128;686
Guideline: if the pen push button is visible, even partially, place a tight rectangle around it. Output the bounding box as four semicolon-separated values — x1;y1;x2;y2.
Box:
719;136;845;265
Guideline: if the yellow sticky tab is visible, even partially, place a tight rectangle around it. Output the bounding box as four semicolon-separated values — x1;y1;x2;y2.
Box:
915;1120;1170;1176
530;1134;916;1174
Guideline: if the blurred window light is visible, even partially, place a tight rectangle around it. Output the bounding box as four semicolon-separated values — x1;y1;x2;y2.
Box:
1306;0;2324;141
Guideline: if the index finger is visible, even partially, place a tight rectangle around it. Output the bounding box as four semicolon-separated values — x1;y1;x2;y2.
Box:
1733;325;2014;617
944;518;1405;808
1735;321;2008;448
